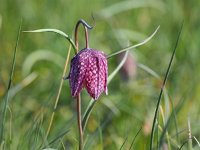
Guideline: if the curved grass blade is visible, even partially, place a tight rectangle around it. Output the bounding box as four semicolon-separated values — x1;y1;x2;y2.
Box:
0;21;22;143
82;51;129;132
149;22;183;150
23;28;76;53
98;0;165;18
48;130;70;146
128;127;142;150
107;26;160;59
137;63;160;79
9;72;38;100
179;140;189;150
22;49;65;76
193;136;200;147
120;137;128;150
108;51;129;83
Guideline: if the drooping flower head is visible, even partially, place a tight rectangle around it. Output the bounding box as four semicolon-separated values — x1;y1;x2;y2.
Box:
67;48;108;100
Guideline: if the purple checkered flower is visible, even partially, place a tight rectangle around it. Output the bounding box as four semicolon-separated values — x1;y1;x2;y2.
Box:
67;48;108;100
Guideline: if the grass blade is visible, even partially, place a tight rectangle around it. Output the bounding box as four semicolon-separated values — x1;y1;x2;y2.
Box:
187;118;193;150
82;51;129;132
193;136;200;147
149;22;183;150
98;0;165;18
48;130;70;146
128;127;142;150
120;137;128;150
22;49;65;76
106;26;160;59
0;21;22;143
23;28;76;53
107;51;129;84
46;45;72;138
158;95;188;148
9;72;38;100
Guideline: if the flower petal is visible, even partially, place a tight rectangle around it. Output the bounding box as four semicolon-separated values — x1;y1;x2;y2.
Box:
67;48;108;100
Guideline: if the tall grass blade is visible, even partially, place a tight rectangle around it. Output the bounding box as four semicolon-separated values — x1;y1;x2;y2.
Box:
187;118;193;150
120;137;128;150
48;130;70;146
46;45;72;138
149;22;183;150
128;127;142;150
158;96;187;148
0;21;22;143
82;51;129;132
193;136;200;147
106;26;160;59
23;29;76;53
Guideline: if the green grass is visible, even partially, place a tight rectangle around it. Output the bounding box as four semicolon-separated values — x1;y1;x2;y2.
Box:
1;0;200;149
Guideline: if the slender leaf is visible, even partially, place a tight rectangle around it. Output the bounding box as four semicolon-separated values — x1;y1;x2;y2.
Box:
158;96;187;148
48;130;70;146
22;49;65;76
9;72;38;100
23;28;76;53
149;22;183;150
120;137;128;150
98;0;165;18
0;21;22;143
129;127;142;150
193;136;200;147
107;26;160;59
187;118;193;150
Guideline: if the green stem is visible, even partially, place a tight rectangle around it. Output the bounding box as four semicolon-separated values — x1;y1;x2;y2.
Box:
74;19;92;149
46;45;72;138
77;94;83;150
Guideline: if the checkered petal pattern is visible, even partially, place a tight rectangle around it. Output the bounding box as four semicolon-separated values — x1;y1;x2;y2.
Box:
67;48;108;100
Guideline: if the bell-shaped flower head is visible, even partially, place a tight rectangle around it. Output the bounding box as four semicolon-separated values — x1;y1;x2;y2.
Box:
67;48;108;100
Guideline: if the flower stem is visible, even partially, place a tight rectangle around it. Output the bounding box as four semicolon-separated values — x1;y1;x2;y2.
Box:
74;19;92;150
75;19;93;51
77;94;83;150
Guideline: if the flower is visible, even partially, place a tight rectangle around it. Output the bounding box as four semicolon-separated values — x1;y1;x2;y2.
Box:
67;48;108;100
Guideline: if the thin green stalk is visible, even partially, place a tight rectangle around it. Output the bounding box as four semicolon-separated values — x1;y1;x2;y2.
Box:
187;118;193;150
159;106;171;150
149;22;183;150
77;94;83;150
46;45;72;138
120;137;128;150
128;127;142;150
0;21;22;143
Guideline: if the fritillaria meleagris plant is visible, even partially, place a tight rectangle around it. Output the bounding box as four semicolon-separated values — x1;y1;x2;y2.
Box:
24;19;159;150
63;20;109;149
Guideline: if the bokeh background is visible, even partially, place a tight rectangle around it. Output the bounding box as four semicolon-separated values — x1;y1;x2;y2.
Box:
1;0;200;149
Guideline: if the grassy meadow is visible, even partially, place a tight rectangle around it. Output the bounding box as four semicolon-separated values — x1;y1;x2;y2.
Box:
0;0;200;149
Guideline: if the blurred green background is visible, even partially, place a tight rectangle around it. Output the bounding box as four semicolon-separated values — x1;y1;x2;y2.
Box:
1;0;200;149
